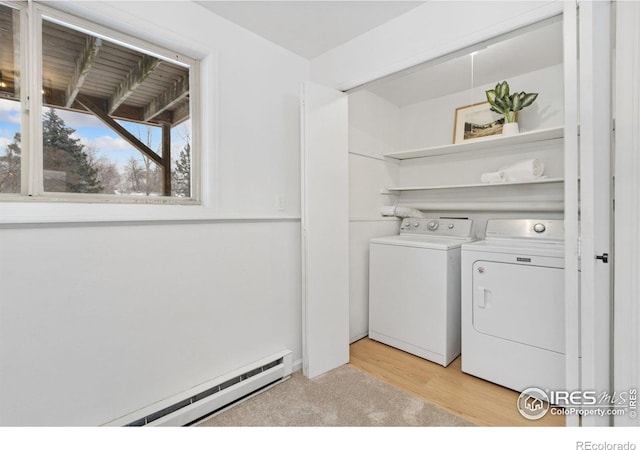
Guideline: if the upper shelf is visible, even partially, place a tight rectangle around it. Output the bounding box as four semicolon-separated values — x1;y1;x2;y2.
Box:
382;177;564;193
383;126;564;160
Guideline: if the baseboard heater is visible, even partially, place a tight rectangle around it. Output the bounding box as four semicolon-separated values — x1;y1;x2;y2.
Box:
104;350;292;427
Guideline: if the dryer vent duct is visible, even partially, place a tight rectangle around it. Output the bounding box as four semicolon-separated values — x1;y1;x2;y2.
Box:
380;205;425;219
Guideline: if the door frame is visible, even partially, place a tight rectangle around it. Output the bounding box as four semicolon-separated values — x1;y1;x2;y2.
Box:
613;0;640;427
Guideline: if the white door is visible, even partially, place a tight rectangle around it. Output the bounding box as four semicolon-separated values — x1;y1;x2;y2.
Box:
577;1;614;426
300;81;350;378
472;261;565;354
564;1;614;426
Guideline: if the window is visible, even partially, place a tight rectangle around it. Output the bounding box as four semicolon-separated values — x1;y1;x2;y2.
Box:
0;2;196;202
0;3;21;194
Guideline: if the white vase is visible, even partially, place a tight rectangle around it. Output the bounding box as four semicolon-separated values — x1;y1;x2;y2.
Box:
502;122;520;136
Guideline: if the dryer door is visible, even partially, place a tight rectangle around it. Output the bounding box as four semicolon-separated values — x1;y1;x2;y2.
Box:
472;261;564;354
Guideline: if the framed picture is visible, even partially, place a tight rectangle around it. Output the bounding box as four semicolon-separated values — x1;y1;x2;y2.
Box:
453;102;505;144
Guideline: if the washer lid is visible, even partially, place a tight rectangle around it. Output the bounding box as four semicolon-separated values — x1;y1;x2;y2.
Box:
371;234;476;250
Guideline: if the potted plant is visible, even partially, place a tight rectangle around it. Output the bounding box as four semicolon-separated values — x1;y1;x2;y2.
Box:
485;81;538;135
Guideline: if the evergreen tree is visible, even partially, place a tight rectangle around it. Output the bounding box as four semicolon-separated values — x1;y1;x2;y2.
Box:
0;132;21;193
172;141;191;197
43;109;102;193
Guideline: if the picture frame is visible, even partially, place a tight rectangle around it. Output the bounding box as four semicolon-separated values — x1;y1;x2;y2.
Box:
452;101;505;144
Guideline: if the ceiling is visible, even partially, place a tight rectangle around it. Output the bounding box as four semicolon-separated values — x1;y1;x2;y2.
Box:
196;1;425;59
362;17;563;106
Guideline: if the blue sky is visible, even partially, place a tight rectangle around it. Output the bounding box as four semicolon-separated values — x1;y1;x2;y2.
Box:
0;98;190;170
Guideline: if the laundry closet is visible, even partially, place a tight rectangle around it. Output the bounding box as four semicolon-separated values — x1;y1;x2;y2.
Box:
347;17;565;347
302;0;615;426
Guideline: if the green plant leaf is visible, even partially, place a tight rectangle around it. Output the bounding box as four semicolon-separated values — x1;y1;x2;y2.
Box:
505;94;513;109
511;92;522;112
495;96;509;112
497;81;509;99
486;89;497;106
520;92;538;108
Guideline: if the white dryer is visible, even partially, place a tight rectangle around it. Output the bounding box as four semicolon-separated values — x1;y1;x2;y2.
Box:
369;218;475;367
461;219;565;393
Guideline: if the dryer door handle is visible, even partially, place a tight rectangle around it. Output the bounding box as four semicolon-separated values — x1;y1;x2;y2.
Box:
477;286;488;308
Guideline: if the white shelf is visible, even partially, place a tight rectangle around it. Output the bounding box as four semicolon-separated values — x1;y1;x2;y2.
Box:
382;177;564;193
383;126;564;160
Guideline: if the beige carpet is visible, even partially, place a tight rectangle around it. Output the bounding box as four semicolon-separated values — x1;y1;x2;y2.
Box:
196;364;473;427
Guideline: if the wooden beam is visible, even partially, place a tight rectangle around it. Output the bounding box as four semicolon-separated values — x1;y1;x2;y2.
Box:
76;94;164;167
65;36;102;108
108;55;161;114
43;87;66;108
162;123;172;196
171;101;191;126
143;76;189;122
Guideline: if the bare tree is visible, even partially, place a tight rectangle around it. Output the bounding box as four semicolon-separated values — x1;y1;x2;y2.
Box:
86;147;121;195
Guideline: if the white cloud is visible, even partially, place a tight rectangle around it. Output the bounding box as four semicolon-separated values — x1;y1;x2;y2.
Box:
0;99;21;124
0;137;11;149
54;108;103;130
75;134;135;153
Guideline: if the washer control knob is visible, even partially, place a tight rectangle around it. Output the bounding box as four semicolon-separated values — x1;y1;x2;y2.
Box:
413;222;420;228
448;223;455;229
427;220;439;231
533;223;546;233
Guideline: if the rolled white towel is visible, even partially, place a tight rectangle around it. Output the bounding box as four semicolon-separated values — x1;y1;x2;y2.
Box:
380;205;424;218
500;158;545;181
480;170;507;183
394;206;425;218
380;206;397;217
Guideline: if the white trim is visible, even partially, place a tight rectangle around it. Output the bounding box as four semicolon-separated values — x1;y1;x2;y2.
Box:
613;0;640;427
27;2;43;196
0;213;301;228
563;0;580;428
16;2;29;195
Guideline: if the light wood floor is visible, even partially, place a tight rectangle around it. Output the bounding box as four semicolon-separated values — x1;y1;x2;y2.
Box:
350;337;564;427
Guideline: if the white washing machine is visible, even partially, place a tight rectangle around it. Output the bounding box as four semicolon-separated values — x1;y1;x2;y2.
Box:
461;219;565;393
369;217;475;367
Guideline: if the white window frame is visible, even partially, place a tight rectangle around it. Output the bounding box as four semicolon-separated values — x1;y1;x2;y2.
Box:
0;1;215;223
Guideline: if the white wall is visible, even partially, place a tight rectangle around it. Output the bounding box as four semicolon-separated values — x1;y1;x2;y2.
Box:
399;64;564;150
398;64;564;187
348;90;401;341
0;1;308;425
0;221;300;426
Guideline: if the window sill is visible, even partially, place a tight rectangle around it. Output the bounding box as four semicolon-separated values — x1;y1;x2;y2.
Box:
0;200;301;226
